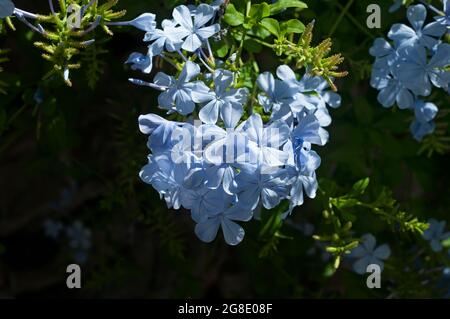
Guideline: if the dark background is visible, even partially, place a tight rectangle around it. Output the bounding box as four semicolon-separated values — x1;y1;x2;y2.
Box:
1;0;449;298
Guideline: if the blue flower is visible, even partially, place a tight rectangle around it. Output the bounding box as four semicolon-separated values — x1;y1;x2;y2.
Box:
350;234;391;275
66;221;91;264
234;165;290;210
171;4;220;52
138;113;179;153
434;0;450;29
192;69;248;126
423;219;450;252
256;69;298;115
128;13;157;32
140;153;194;210
0;0;15;19
397;44;450;96
237;113;291;167
125;52;153;74
43;219;64;240
414;99;438;123
284;142;321;212
145;19;184;54
194;195;252;245
388;4;446;49
155;61;206;115
376;75;416;109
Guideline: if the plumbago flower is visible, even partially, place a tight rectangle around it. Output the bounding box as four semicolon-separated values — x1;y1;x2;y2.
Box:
130;2;342;245
369;3;450;141
349;234;391;274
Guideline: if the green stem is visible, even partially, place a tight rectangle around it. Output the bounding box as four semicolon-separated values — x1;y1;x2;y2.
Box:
329;0;354;37
235;1;252;66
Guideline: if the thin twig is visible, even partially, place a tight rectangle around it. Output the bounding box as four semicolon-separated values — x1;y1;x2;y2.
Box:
48;0;56;14
128;78;167;91
16;14;47;35
78;15;101;35
13;8;38;20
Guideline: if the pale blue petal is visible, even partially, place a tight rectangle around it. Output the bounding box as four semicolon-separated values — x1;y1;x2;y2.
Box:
221;218;245;246
195;218;220;243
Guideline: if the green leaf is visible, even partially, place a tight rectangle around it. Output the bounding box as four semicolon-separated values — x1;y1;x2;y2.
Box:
330;197;361;209
280;19;305;35
223;4;245;26
270;0;308;15
249;3;271;20
442;237;450;248
259;211;284;239
250;25;271;39
243;38;262;53
260;18;280;36
212;40;229;58
350;178;370;196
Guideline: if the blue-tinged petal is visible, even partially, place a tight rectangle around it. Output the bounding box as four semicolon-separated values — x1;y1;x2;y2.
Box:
410;120;435;141
173;5;193;30
276;65;297;83
262;147;289;167
323;92;341;108
224;204;253;222
377;80;399;107
396;88;415;109
129;13;157;32
125;52;153;74
353;256;371;275
238;114;263;144
179;61;201;82
221;218;245;245
199;100;220;124
197;24;220;40
191;82;214;103
148;36;166;55
294;113;328;146
222;166;236;195
429;44;450;68
204;165;226;189
195;218;220;243
158;90;175;109
154;72;175;87
263;120;290;148
138;114;166;135
221;102;243;129
423;21;446;37
174;89;195;115
368;257;385;272
300;174;318;198
407;4;427;31
388;24;417;46
261;188;282;209
398;62;431;96
361;234;377;252
314;108;332;127
194;4;215;28
415;100;438;122
214;69;234;95
369;38;394;57
430;239;443;252
182;33;203;52
0;0;14;18
257;72;276;97
373;244;391;260
350;246;367;259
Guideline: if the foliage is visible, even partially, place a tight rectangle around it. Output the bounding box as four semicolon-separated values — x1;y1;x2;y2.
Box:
0;0;449;299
